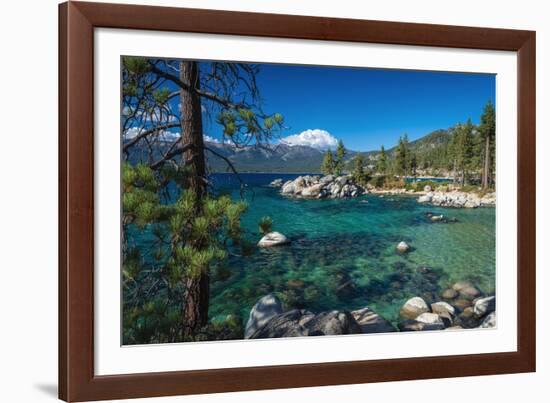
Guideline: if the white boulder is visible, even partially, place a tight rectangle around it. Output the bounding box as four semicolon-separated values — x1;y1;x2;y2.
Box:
258;232;290;247
396;241;410;253
400;297;429;320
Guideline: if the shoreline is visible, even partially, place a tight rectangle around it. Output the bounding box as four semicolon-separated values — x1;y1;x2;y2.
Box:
271;174;496;208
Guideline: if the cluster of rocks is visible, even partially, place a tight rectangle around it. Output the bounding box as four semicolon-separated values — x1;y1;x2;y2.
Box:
244;294;395;339
398;281;496;331
244;280;496;339
418;191;496;208
271;175;364;199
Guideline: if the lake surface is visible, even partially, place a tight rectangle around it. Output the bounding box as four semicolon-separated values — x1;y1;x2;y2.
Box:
205;173;495;325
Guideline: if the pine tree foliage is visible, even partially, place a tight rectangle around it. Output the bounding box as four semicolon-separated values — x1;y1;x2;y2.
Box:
122;164;249;344
321;150;336;175
334;140;346;175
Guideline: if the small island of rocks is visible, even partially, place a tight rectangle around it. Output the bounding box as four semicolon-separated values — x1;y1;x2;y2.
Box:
269;174;496;208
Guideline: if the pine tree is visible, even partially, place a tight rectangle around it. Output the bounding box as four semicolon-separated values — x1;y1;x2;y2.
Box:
376;145;387;174
121;57;284;341
321;150;335;175
352;155;367;185
480;100;496;189
453;120;475;186
395;134;410;176
410;152;418;179
335;140;346;175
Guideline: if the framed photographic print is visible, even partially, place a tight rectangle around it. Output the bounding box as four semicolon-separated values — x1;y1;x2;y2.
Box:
59;1;536;401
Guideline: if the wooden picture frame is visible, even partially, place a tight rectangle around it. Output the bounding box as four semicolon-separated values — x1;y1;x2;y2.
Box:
59;1;536;401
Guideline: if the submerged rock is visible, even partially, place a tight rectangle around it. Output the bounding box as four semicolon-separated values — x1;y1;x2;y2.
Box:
245;294;284;339
441;288;458;299
258;232;290;247
396;241;410;253
351;307;397;333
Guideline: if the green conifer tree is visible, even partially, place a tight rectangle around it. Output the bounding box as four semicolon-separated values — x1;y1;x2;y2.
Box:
335;140;346;175
376;145;387;174
321;150;335;175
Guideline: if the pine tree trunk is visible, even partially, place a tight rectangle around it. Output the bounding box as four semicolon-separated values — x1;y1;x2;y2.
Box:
482;135;490;189
179;61;209;338
453;160;457;185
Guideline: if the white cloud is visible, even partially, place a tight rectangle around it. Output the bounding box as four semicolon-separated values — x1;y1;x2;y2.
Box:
123;127;180;141
203;134;220;143
281;129;339;151
123;127;142;139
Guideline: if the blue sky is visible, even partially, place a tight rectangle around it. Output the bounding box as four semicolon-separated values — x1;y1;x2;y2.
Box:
202;63;495;152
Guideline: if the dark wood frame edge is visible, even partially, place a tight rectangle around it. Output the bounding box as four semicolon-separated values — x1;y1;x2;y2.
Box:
59;1;536;401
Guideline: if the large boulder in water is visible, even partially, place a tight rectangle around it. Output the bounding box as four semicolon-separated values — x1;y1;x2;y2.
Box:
400;297;429;320
258;232;290;247
244;294;284;338
351;307;396;333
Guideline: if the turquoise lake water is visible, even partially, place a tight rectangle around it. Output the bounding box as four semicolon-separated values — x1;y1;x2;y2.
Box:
205;174;496;325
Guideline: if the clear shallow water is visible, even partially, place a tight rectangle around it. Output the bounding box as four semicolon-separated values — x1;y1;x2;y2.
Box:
206;174;495;325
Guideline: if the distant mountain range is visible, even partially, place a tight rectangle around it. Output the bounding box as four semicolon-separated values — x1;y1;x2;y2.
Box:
204;129;451;173
127;128;452;174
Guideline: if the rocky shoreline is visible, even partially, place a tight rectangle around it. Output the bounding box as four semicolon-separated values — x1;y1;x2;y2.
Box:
270;175;495;208
244;280;496;339
418;190;496;208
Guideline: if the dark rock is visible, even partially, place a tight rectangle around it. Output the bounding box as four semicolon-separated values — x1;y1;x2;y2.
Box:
479;312;496;328
303;310;362;336
248;309;311;339
456;308;481;329
351;307;397;333
245;294;284;338
249;309;362;339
